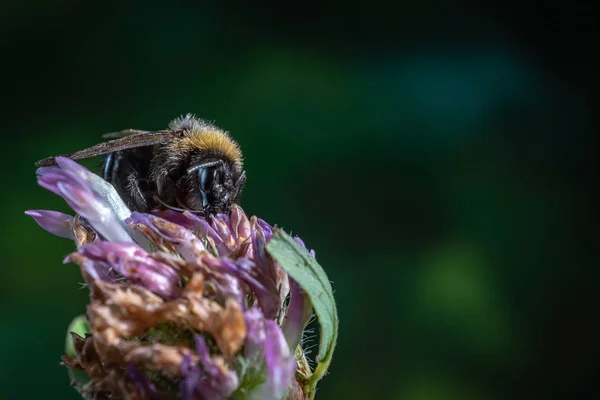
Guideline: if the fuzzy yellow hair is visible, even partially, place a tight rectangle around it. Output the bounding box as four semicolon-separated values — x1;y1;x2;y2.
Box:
168;114;243;169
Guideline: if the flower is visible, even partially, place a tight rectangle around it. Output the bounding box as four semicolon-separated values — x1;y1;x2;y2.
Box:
26;157;319;400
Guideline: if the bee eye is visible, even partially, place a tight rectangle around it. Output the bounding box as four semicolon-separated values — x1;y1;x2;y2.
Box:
199;167;217;192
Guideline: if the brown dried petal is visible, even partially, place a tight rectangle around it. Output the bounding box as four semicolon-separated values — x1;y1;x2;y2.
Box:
80;333;108;379
183;274;246;356
61;355;80;369
63;334;142;400
70;331;87;355
289;379;309;400
211;298;246;357
228;238;252;260
150;216;207;260
295;346;312;381
73;215;96;248
125;343;198;377
88;320;195;380
92;280;164;306
149;252;198;278
128;213;208;262
91;326;130;366
129;222;177;254
84;368;142;400
90;302;152;339
88;277;245;361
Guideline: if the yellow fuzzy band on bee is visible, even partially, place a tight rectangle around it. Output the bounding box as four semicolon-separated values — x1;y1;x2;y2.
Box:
171;127;243;168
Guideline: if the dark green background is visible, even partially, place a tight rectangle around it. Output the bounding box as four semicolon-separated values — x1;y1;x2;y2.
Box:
1;2;597;399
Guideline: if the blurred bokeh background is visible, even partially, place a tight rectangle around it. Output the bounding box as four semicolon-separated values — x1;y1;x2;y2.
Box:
1;2;597;399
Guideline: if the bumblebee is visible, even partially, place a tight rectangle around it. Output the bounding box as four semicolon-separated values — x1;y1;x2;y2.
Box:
36;114;246;215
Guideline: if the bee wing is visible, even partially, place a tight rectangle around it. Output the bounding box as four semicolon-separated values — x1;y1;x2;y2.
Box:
35;129;179;167
101;129;150;139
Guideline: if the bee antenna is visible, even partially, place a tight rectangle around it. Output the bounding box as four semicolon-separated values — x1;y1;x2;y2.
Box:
186;160;223;175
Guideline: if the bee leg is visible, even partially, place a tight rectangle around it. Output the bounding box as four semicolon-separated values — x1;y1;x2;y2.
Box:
104;152;154;212
125;171;151;212
156;170;177;207
232;171;246;200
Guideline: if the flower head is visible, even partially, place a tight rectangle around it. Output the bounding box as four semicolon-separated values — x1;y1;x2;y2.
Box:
26;157;329;400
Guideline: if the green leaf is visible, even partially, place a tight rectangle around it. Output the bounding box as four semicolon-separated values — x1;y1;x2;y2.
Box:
65;315;92;391
65;315;91;357
266;229;338;393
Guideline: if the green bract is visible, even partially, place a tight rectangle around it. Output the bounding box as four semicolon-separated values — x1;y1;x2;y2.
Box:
267;230;339;398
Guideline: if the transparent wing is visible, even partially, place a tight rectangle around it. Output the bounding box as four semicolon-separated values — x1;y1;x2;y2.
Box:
101;129;150;139
35;130;179;167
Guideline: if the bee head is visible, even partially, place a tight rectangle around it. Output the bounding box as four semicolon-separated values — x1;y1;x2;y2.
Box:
180;158;245;215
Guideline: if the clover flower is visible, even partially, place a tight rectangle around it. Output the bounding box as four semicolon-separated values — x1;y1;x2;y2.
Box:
26;157;338;400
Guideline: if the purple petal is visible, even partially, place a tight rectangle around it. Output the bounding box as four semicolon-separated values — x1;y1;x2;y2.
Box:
55;157;131;221
251;218;290;309
126;364;164;400
200;256;247;305
250;219;279;293
212;215;233;245
180;355;205;400
57;182;132;243
230;205;251;242
25;210;74;239
69;252;119;286
180;336;239;400
128;212;206;261
152;209;201;231
216;257;280;319
37;167;88;199
35;159;134;243
183;211;221;243
55;157;95;179
293;236;316;259
282;278;313;351
244;308;267;358
194;336;239;395
248;321;296;400
257;218;274;242
66;242;181;298
263;321;296;399
182;207;251;257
